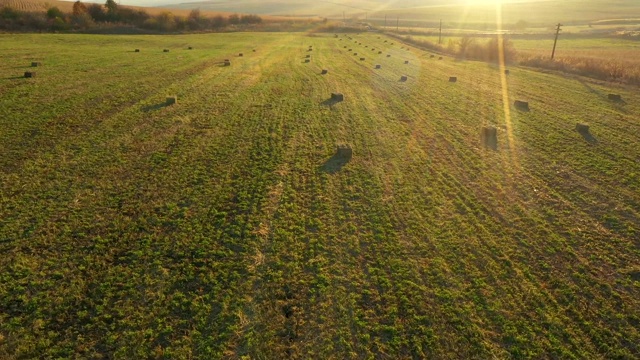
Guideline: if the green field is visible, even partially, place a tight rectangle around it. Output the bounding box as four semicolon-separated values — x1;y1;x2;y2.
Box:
1;33;639;359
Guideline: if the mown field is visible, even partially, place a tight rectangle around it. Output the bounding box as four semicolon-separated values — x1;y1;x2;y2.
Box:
1;32;639;359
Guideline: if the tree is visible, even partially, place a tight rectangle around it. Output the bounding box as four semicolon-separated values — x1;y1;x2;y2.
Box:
187;8;203;30
105;0;118;21
87;3;106;22
458;36;475;56
72;1;87;16
46;6;64;19
228;14;239;25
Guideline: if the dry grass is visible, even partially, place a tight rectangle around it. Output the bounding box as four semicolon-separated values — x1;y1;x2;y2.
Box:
518;49;640;85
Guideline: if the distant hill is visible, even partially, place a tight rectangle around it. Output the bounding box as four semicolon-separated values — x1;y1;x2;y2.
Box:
163;0;640;25
0;0;298;20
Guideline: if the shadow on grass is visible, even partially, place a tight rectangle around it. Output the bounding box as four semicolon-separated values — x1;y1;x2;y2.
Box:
577;129;598;144
142;103;168;112
3;76;26;80
319;152;352;174
320;98;342;107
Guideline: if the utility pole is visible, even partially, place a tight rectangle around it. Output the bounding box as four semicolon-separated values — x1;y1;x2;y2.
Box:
439;19;442;44
551;23;562;59
396;17;399;31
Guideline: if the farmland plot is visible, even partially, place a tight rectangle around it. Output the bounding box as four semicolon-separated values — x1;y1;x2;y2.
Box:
1;33;639;359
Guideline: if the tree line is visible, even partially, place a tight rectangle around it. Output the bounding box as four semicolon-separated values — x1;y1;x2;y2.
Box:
0;0;263;32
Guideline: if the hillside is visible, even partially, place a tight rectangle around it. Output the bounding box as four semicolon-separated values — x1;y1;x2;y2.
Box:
165;0;640;25
1;32;638;358
0;0;296;20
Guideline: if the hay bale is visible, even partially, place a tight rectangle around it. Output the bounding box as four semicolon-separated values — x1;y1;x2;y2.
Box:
608;94;622;101
31;62;41;67
387;54;391;57
576;123;590;133
354;53;358;55
365;45;368;48
375;64;381;69
253;49;256;52
378;51;382;54
344;46;347;48
166;96;177;105
24;72;36;78
163;49;170;52
504;69;510;75
331;93;344;101
481;126;498;149
348;49;352;51
134;49;140;52
239;53;243;57
391;43;394;45
224;60;231;66
371;48;375;51
430;55;435;58
439;56;443;60
404;60;409;64
306;54;311;58
336;144;352;158
384;40;388;43
305;59;310;63
514;100;530;111
400;75;408;82
449;77;457;82
188;46;193;50
360;58;366;61
321;69;328;74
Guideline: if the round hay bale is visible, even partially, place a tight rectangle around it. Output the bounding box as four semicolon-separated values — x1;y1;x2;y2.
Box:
166;96;177;105
514;100;530;111
481;126;498;149
321;69;328;74
400;75;408;82
336;144;352;158
24;71;36;78
253;49;256;52
608;94;622;101
449;77;457;82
